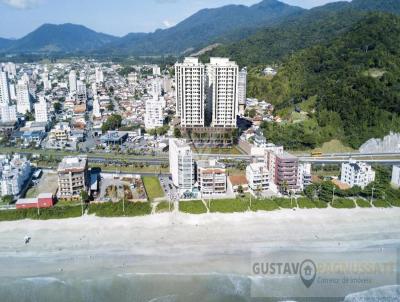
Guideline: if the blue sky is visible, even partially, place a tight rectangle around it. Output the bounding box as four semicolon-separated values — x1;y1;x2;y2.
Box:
0;0;345;38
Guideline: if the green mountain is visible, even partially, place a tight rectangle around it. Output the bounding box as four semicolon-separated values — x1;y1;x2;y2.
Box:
204;0;400;66
102;0;304;56
259;13;400;149
0;38;13;50
3;24;118;53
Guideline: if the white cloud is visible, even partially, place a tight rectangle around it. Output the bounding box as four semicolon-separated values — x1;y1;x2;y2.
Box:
162;20;175;28
1;0;42;9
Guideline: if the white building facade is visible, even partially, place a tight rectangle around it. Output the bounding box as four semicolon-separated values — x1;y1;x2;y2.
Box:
0;71;10;104
145;98;164;130
34;97;49;123
169;139;195;195
16;80;31;114
0;154;32;197
340;160;375;189
391;165;400;188
246;162;270;196
69;70;77;93
175;57;206;127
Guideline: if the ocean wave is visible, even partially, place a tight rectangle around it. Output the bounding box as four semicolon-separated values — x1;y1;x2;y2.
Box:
344;285;400;302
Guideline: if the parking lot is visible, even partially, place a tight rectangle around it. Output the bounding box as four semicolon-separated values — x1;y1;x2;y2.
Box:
159;175;179;202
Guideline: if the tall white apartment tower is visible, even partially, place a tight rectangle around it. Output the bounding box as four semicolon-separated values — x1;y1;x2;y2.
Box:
169;138;194;195
93;96;101;119
0;104;17;123
34;96;49;123
0;71;10;104
69;70;77;93
16;79;31;114
238;68;247;115
145;98;164;130
95;67;104;84
206;58;239;128
175;57;205;127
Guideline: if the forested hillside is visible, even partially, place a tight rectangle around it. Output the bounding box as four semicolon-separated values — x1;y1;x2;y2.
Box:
259;13;400;149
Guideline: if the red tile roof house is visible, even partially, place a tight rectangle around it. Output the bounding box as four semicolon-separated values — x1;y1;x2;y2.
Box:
16;193;54;209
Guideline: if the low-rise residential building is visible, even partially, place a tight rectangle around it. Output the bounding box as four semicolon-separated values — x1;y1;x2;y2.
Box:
197;159;227;197
246;162;270;196
169;139;194;196
0;154;31;198
228;175;249;195
340;160;375;189
57;156;89;200
391;165;400;188
50;122;71;141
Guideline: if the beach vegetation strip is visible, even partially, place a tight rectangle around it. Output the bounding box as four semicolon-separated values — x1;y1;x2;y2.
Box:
89;202;152;217
142;176;165;201
0;206;83;221
179;200;207;214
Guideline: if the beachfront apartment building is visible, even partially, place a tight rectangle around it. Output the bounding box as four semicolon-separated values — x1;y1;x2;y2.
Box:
197;159;227;197
0;154;31;198
206;58;239;128
391;165;400;188
266;148;299;193
16;79;31;114
175;57;206;127
340;160;375;189
169;138;195;195
57;156;89;200
246;162;270;196
298;163;312;191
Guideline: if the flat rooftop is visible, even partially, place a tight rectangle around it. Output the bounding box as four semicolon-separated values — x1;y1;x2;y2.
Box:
58;156;87;172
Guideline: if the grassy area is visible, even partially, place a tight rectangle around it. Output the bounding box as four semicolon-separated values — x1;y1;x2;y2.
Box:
142;176;165;201
156;201;172;213
390;199;400;207
331;198;356;209
275;198;296;209
356;199;372;208
372;200;391;208
318;139;354;154
209;198;249;213
179;200;207;214
250;199;280;211
0;206;83;221
89;202;151;217
298;198;317;209
313;199;329;208
25;187;39;198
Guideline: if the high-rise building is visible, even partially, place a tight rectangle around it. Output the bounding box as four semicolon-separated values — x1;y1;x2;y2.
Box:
169;139;194;195
238;68;247;116
9;83;16;100
69;70;77;93
152;65;161;76
42;72;52;91
4;62;16;78
95;67;104;84
206;58;239;128
340;160;375;189
145;98;164;130
0;154;31;197
150;78;162;98
175;57;205;127
77;80;87;97
93;96;101;119
16;79;31;114
266;148;299;193
0;71;10;104
34;96;49;123
0;103;17;123
57;156;89;200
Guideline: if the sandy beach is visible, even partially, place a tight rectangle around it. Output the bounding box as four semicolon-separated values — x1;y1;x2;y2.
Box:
1;207;400;278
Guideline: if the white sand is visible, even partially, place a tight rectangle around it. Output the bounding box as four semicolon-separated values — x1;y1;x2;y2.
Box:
1;208;400;277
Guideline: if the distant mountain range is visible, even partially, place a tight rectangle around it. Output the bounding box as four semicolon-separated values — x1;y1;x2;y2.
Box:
0;0;304;55
0;0;398;57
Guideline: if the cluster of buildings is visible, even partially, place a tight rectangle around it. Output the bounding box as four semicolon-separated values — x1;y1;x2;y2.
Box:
174;57;247;145
169;138;311;199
